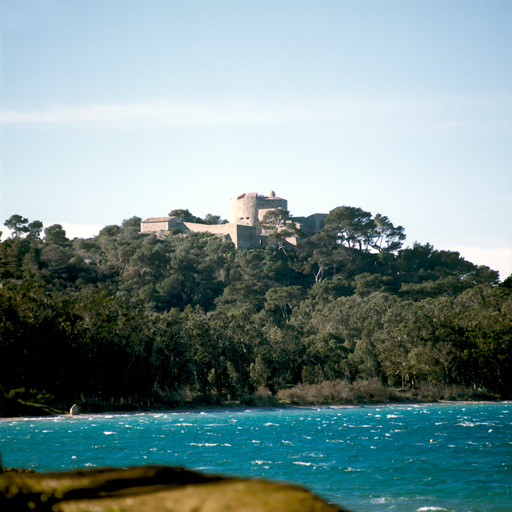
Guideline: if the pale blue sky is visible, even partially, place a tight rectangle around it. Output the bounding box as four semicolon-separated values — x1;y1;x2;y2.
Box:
1;0;511;279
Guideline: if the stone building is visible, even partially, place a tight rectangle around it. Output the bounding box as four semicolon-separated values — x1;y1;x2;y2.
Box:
141;191;327;249
140;217;181;233
231;191;288;226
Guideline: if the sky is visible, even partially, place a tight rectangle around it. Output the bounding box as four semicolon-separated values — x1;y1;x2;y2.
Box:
0;0;511;280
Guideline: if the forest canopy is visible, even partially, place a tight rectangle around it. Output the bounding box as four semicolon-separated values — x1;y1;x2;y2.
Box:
1;206;510;411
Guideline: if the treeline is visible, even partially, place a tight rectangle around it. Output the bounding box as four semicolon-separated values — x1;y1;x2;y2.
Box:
0;207;511;411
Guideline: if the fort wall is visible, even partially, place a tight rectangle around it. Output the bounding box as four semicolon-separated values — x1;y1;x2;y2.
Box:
292;213;328;235
182;222;261;250
140;191;325;250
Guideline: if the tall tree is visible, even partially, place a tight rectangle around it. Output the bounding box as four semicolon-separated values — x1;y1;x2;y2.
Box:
168;209;201;223
323;206;376;251
44;224;69;244
4;215;30;238
98;225;121;238
258;209;302;254
27;221;44;240
258;209;291;233
264;285;305;321
121;216;142;230
203;213;228;225
372;214;406;253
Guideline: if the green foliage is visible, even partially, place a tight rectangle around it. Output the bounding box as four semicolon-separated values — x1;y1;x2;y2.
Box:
265;286;305;321
5;388;56;406
98;225;121;238
0;207;509;409
257;209;304;254
27;221;44;240
4;215;30;238
168;209;201;223
44;224;69;244
322;206;406;255
121;216;142;230
203;213;228;225
168;210;227;226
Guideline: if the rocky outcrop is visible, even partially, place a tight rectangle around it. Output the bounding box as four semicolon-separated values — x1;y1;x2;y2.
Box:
0;464;348;512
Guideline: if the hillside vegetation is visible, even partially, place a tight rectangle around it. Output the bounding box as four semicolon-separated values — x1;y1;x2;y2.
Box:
1;207;510;414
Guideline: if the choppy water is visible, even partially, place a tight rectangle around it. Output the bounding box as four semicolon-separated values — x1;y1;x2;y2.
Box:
1;403;511;511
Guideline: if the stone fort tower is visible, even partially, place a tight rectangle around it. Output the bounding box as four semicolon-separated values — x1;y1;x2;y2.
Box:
231;191;288;226
142;190;326;249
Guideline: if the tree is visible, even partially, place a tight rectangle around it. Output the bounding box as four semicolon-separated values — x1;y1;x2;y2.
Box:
148;310;196;393
307;280;352;303
396;243;499;298
27;221;44;240
500;274;512;289
265;285;305;321
203;213;228;225
353;272;394;297
168;209;201;223
304;247;336;282
116;217;142;241
98;225;121;238
121;216;142;230
258;209;290;234
323;206;376;251
44;224;69;244
372;214;406;253
0;236;31;279
4;215;30;238
40;244;71;275
215;280;265;312
250;355;270;388
258;209;303;254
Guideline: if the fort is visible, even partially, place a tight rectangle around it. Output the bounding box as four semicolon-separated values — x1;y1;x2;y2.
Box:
141;191;327;249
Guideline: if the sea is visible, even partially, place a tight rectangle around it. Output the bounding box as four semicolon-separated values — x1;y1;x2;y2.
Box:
1;402;511;512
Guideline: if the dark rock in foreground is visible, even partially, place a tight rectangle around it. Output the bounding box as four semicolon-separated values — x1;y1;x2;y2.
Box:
0;464;348;511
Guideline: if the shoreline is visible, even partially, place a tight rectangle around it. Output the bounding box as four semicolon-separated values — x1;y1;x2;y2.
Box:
0;399;505;422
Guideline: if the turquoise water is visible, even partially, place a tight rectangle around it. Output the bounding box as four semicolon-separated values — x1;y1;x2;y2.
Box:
1;403;511;511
